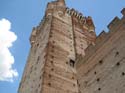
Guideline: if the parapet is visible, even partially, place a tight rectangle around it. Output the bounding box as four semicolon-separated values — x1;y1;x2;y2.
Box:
108;17;120;30
76;8;125;67
66;8;86;23
66;7;95;32
45;0;95;33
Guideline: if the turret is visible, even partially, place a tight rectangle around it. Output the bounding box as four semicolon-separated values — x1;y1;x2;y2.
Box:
45;0;66;17
57;0;66;6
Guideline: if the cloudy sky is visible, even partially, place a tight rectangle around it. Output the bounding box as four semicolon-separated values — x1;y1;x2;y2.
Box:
0;0;125;93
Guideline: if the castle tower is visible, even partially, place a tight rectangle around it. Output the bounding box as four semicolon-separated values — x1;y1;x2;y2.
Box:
18;0;96;93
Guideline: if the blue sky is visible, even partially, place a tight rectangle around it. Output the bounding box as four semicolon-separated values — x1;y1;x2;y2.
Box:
0;0;125;93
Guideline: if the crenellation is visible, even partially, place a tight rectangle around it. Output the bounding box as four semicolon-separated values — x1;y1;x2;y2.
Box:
79;15;124;66
76;8;125;93
66;7;87;25
108;16;120;30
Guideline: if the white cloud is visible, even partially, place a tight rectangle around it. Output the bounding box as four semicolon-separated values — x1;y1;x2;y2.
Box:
0;18;18;82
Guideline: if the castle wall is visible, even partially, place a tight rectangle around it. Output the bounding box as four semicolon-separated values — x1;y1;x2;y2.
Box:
76;16;125;93
18;16;52;93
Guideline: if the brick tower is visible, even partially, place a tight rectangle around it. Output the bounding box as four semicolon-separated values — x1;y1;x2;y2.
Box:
18;0;96;93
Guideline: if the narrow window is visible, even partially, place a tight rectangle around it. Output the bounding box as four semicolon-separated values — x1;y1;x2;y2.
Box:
70;59;75;67
94;71;97;75
116;62;120;66
36;56;40;64
50;61;53;64
37;56;40;61
122;72;125;76
115;51;119;57
40;76;42;79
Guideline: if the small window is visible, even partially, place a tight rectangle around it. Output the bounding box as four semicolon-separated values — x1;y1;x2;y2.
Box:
51;68;54;71
73;84;75;87
50;61;53;64
37;56;40;61
97;78;100;82
122;72;125;76
77;80;80;87
70;59;75;67
51;55;54;59
115;51;119;56
48;83;51;86
40;76;42;79
94;71;97;75
84;81;88;86
37;43;39;47
72;76;74;80
49;74;52;78
66;61;68;64
116;62;120;66
99;60;103;64
50;34;52;38
98;88;101;91
36;56;40;64
52;45;54;48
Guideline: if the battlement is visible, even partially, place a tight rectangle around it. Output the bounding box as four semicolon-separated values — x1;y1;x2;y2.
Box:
66;7;86;23
76;9;125;67
30;16;52;45
65;7;94;27
45;0;95;34
66;7;95;32
108;17;120;30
